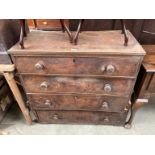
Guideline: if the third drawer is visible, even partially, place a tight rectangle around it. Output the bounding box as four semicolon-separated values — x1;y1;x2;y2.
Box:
27;94;129;113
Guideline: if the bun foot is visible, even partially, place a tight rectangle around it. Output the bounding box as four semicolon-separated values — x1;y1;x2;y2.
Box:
124;123;132;129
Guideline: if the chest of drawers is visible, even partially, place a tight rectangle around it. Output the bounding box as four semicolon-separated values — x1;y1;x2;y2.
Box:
9;30;145;126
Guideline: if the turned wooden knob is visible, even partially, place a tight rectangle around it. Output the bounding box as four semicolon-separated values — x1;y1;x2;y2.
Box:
45;100;51;106
106;65;115;73
53;114;59;120
102;102;109;109
103;117;109;122
104;84;112;92
124;107;128;111
35;61;44;70
74;96;78;100
101;65;106;72
40;81;48;89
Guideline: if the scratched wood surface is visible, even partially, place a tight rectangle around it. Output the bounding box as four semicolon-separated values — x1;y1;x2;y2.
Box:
9;31;145;55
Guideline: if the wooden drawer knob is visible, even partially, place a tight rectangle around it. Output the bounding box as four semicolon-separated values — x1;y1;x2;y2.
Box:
124;107;128;111
45;100;51;106
103;117;109;122
106;65;115;73
104;84;112;92
40;81;48;89
53;114;59;120
102;102;109;109
35;61;44;70
101;65;106;72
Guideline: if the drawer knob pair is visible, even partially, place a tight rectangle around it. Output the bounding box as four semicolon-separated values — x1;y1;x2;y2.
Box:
35;61;45;70
101;65;115;73
104;84;112;92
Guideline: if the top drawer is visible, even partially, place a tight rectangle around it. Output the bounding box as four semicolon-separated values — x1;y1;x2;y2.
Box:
13;56;141;77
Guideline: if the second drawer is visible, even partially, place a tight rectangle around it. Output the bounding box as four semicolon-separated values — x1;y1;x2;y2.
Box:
21;75;135;96
27;94;129;112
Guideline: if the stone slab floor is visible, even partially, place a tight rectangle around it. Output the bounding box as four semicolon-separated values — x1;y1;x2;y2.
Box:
1;97;155;135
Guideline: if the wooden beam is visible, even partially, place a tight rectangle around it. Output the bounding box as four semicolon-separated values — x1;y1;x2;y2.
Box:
0;64;15;72
0;65;32;125
3;72;32;125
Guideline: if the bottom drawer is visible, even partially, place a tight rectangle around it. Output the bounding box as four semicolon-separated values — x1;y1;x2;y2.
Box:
35;110;127;126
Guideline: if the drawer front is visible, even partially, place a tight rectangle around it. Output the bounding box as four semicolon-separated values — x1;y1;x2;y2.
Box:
28;19;69;30
14;56;140;77
22;76;134;96
36;110;127;126
28;94;129;112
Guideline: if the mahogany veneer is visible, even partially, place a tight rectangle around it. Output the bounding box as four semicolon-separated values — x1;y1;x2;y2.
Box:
9;30;145;127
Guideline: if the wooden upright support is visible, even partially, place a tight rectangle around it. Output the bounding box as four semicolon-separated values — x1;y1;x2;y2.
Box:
0;64;32;125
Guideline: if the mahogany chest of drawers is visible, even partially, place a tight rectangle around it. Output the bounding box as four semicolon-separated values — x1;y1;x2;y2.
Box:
9;30;145;126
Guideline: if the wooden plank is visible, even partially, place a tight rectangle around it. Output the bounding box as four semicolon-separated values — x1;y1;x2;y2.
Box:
0;64;15;72
3;72;32;125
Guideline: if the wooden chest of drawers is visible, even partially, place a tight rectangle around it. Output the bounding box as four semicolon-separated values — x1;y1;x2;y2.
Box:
9;30;145;126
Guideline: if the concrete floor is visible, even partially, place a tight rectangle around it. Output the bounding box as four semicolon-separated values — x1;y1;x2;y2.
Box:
1;97;155;135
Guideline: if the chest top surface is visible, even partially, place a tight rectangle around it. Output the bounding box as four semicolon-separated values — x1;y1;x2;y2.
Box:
9;30;145;56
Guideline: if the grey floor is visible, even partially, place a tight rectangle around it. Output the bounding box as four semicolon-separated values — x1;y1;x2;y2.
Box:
1;97;155;135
